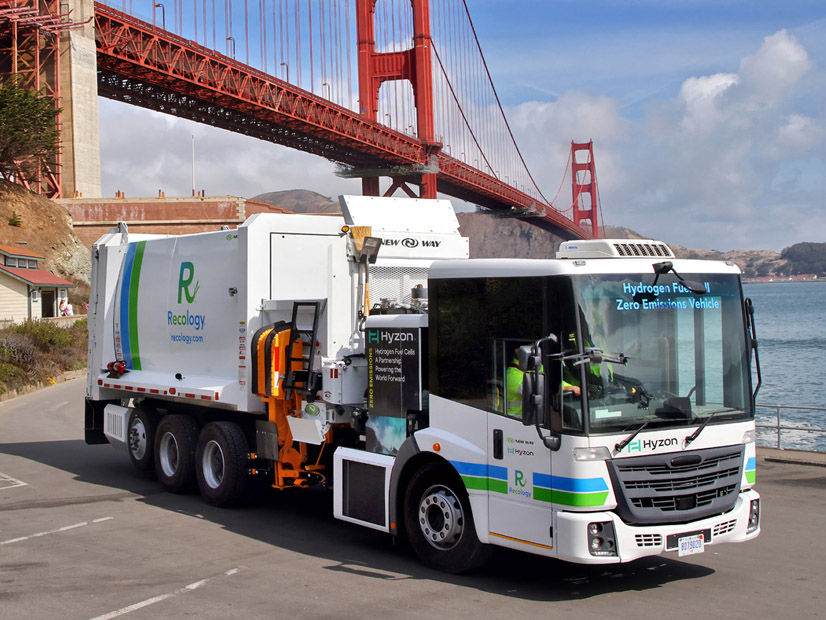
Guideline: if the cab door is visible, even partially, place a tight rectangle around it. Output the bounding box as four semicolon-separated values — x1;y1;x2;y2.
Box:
486;340;554;553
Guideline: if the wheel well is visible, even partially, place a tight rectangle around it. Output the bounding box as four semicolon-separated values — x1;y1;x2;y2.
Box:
394;452;463;539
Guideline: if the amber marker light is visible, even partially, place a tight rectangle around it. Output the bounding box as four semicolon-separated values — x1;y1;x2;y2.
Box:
433;443;441;452
341;225;350;233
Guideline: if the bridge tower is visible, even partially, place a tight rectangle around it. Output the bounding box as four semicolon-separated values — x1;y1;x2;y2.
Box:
356;0;439;199
58;0;101;198
0;0;99;198
571;140;601;238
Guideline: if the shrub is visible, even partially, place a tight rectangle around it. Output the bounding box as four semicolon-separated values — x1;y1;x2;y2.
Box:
0;319;87;395
0;362;27;393
0;333;39;366
9;319;72;347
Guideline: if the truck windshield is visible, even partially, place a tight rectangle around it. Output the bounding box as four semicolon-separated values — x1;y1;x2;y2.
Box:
562;273;752;435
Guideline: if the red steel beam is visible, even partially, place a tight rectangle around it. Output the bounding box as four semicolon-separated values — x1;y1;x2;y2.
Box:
93;3;588;239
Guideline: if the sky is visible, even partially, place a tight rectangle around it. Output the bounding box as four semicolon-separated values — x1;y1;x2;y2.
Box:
97;0;826;251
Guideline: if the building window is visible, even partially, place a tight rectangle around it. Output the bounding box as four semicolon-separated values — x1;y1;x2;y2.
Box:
27;260;36;269
5;257;16;267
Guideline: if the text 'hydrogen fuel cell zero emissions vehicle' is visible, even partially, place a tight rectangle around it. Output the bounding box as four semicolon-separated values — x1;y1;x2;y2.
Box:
85;196;761;573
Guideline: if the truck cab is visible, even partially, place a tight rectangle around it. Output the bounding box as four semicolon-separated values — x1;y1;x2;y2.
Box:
396;240;760;569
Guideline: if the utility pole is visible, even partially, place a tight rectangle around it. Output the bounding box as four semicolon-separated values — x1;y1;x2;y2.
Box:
191;134;195;196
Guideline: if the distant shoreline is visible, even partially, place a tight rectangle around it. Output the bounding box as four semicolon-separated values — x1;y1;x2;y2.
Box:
743;278;823;284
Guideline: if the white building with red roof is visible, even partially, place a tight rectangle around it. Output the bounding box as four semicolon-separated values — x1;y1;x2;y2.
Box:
0;245;76;322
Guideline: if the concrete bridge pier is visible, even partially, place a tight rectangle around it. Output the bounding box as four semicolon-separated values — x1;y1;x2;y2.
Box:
59;0;101;198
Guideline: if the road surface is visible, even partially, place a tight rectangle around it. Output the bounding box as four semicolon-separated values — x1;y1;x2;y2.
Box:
1;378;823;619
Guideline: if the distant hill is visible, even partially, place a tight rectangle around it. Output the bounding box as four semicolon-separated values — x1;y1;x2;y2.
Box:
251;189;340;213
0;180;90;289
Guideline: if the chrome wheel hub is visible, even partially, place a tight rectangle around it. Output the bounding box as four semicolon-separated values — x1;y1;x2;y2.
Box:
418;485;464;550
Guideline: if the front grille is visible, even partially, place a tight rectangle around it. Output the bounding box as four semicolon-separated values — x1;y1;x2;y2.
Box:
607;445;745;525
618;452;741;475
631;484;738;511
624;466;740;492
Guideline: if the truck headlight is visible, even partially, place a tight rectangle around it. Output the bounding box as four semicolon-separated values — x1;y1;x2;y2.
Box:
574;447;612;462
747;499;760;533
588;521;617;556
742;430;756;444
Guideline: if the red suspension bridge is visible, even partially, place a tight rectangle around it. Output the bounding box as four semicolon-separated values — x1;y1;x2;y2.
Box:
1;0;602;238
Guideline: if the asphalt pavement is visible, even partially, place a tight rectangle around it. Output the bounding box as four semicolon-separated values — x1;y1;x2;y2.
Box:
1;377;824;620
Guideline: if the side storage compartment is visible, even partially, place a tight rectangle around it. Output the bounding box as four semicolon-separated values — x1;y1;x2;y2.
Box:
333;447;395;532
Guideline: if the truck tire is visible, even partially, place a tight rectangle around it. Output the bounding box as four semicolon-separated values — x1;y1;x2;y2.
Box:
155;414;199;493
196;421;249;507
127;407;156;472
403;462;492;573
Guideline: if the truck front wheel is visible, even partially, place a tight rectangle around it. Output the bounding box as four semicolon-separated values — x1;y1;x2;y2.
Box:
196;421;249;507
403;463;492;573
155;414;199;493
127;407;156;472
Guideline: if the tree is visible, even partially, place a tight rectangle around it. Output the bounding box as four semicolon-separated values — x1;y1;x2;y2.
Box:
780;242;826;276
0;77;61;184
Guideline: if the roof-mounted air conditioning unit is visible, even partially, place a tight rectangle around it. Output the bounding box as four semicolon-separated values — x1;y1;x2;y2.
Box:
557;239;674;260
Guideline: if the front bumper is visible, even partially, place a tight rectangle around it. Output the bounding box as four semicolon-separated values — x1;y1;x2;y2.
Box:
554;489;761;564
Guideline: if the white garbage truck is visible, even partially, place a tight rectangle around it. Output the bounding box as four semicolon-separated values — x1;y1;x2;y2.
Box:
85;195;761;573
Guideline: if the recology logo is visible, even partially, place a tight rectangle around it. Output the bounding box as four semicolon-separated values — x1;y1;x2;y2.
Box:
169;261;206;336
178;261;200;304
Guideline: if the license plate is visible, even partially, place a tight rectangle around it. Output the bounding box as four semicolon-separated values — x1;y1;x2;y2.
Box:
677;533;705;557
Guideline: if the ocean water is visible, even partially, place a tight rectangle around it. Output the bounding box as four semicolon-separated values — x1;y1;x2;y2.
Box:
744;282;826;451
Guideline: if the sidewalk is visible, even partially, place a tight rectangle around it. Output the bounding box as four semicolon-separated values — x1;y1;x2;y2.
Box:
758;447;826;468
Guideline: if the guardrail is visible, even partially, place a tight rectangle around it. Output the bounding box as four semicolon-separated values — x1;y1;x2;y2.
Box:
756;405;826;452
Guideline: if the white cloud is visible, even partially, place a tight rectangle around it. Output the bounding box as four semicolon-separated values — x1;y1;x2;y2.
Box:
678;73;739;134
739;29;812;106
775;114;822;153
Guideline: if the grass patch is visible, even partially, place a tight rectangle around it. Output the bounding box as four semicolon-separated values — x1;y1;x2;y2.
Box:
0;319;86;395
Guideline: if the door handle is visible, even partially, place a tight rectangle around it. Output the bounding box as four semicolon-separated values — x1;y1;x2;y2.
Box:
493;429;503;460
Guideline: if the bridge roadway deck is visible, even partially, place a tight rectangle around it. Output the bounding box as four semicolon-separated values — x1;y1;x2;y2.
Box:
0;378;823;620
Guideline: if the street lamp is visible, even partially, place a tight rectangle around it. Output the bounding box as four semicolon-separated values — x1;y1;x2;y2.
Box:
281;62;289;82
226;36;235;58
153;2;165;29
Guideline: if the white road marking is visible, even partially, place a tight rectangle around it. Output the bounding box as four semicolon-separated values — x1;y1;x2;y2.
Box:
0;517;114;545
87;567;245;620
0;472;28;490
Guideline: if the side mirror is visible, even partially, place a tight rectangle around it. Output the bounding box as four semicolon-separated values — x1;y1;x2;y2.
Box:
521;372;544;426
517;344;541;371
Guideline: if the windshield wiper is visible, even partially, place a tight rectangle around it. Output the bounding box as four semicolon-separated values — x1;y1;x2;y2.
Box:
685;410;723;446
560;347;628;367
614;420;651;454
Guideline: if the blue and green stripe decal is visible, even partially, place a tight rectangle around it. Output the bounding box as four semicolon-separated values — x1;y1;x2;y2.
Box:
745;457;756;484
533;473;610;507
118;241;146;371
449;460;508;494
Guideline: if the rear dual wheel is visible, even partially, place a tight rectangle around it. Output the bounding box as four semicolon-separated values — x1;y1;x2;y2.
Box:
196;421;250;507
154;414;199;493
